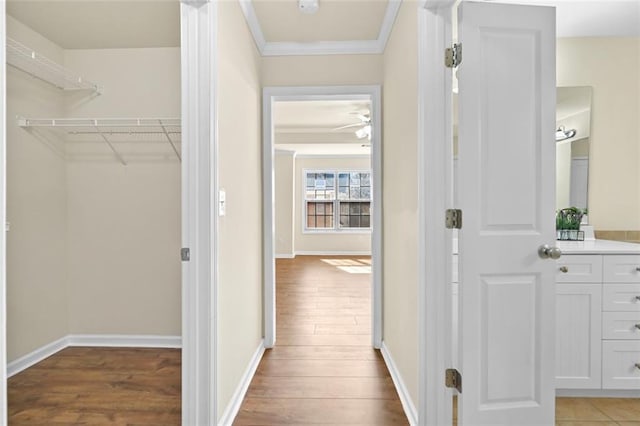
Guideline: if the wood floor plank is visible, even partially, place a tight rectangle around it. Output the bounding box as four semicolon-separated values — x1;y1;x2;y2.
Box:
256;359;390;377
245;376;398;399
234;398;409;425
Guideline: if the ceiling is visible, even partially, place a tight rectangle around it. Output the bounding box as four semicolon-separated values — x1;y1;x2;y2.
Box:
6;1;180;49
252;0;388;43
5;0;638;51
274;100;372;156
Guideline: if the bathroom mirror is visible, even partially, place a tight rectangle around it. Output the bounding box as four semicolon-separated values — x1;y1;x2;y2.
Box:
556;86;592;212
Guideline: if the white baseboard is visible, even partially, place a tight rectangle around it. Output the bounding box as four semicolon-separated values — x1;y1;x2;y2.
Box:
67;334;181;348
295;250;372;256
7;336;68;378
381;342;418;426
7;334;182;378
275;253;295;259
218;339;265;426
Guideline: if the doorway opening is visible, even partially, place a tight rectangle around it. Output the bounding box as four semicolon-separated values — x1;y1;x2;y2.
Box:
262;86;382;349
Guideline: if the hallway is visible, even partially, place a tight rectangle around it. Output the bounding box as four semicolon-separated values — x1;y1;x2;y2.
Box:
234;255;408;425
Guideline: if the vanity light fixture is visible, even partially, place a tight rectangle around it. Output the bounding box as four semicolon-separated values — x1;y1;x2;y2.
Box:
556;125;576;142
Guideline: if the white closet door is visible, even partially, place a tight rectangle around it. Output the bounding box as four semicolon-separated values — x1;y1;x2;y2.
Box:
457;1;556;424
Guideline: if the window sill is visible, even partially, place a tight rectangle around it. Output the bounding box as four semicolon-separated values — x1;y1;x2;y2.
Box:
303;229;372;235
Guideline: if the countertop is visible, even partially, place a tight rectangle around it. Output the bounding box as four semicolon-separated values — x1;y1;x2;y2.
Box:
558;239;640;255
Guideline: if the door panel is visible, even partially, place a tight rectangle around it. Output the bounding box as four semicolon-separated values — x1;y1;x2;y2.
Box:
458;2;556;424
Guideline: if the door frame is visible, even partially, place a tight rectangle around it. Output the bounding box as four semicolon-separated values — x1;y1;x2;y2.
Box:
180;0;218;424
262;85;382;349
0;2;7;423
418;1;456;425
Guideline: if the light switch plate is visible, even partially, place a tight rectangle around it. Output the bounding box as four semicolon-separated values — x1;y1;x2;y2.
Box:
219;189;226;216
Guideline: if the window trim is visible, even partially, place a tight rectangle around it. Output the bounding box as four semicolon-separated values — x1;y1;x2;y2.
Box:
302;168;372;234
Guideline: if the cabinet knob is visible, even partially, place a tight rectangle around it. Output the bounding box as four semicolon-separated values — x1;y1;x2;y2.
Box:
559;266;569;273
636;363;640;370
636;324;640;330
636;267;640;272
636;296;640;302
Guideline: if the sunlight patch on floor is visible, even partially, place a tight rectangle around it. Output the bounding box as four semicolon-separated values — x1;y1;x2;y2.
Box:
336;265;372;274
321;258;372;274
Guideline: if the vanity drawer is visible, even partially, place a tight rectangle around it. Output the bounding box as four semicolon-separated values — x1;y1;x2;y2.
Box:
602;340;640;389
556;255;603;283
603;255;640;283
603;284;640;312
603;312;640;340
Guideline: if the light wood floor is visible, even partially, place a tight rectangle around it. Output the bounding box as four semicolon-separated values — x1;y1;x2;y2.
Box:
234;255;409;425
8;347;181;424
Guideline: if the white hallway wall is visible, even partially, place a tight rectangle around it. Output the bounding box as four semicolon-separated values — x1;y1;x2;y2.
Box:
275;150;295;257
217;0;263;420
64;47;181;337
6;15;68;362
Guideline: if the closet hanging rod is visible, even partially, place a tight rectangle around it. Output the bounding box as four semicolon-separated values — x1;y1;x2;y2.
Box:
17;117;181;128
18;117;182;165
6;37;101;94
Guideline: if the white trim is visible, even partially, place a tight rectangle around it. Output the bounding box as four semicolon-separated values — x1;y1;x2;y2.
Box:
275;253;296;259
180;1;218;424
237;0;267;53
67;334;182;348
556;389;640;398
295;154;371;159
381;342;418;426
261;40;382;57
418;2;454;425
295;250;372;256
378;0;403;52
262;85;382;350
217;340;265;426
0;3;7;422
7;336;68;378
238;1;402;56
7;335;182;378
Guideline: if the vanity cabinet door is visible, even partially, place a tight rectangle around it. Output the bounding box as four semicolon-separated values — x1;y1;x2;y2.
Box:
556;284;602;389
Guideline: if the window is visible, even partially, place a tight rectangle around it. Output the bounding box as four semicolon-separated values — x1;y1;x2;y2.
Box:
305;170;371;231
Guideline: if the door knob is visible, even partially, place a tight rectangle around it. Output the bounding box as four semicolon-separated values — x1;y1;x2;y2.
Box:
538;244;562;260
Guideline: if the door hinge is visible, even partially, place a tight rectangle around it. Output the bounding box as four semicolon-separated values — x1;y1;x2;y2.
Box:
181;247;190;262
445;43;462;68
445;209;463;229
445;368;462;393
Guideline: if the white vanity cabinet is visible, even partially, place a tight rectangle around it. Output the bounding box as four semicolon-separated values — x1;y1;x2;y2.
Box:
555;255;603;389
556;241;640;394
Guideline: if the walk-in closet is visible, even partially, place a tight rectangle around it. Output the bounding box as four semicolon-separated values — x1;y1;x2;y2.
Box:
5;2;182;421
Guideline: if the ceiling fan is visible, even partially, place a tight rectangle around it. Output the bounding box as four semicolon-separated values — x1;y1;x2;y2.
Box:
332;112;371;140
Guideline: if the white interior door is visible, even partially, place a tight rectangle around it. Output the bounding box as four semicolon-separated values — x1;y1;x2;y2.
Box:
457;2;556;425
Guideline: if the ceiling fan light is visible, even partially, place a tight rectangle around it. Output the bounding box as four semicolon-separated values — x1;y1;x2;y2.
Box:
355;125;371;140
555;125;577;142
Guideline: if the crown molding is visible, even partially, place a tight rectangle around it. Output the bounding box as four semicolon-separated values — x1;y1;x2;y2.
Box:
238;0;267;52
239;0;402;56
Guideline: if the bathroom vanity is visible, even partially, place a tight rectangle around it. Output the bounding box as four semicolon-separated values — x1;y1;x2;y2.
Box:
556;239;640;395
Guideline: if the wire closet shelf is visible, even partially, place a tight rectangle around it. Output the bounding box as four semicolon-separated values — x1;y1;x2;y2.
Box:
18;118;182;165
7;37;101;94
